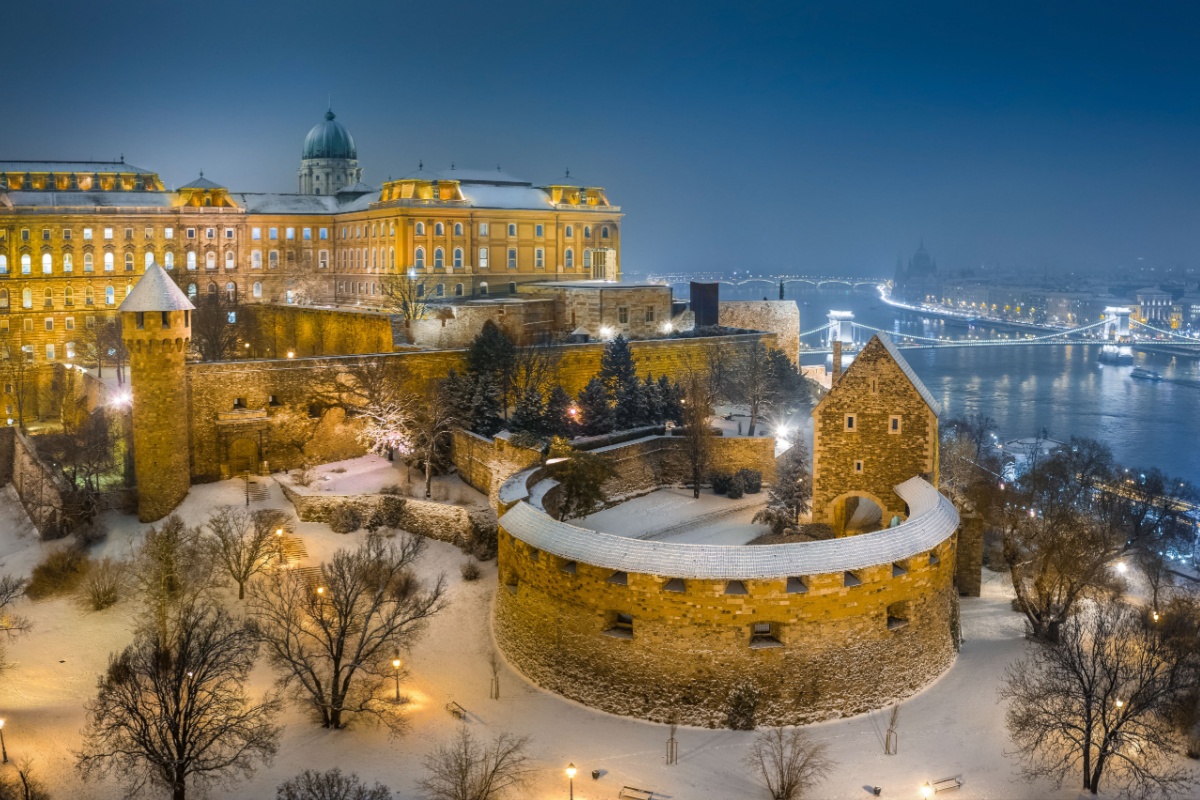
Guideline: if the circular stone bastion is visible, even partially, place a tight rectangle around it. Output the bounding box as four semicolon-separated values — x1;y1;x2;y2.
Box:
494;468;961;728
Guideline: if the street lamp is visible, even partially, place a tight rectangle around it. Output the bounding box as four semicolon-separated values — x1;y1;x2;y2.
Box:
0;718;8;763
919;782;933;798
566;763;576;800
392;657;402;702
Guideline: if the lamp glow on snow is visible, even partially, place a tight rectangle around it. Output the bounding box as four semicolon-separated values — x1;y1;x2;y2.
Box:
392;657;403;702
919;782;933;798
1115;561;1128;574
566;763;576;800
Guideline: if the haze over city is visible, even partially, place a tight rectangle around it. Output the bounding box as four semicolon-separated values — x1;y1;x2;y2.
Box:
7;1;1200;275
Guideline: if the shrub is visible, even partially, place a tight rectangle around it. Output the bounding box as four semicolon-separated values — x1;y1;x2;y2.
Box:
27;545;90;599
727;474;745;500
726;680;761;730
379;484;404;496
736;468;762;494
292;464;317;487
467;520;498;560
76;520;109;548
710;471;734;495
366;496;406;532
460;560;481;581
80;557;125;611
329;467;347;474
328;505;362;534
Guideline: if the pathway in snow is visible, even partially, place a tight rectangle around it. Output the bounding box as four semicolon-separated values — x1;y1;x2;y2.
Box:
577;487;769;545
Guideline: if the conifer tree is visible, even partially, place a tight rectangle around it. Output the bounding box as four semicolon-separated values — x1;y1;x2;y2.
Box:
470;375;504;437
755;443;811;529
510;386;545;437
577;378;614;436
465;321;517;416
598;335;637;393
659;375;685;424
542;385;575;438
643;374;664;424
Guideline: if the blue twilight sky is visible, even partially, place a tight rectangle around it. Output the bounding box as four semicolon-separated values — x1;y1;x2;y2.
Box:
4;1;1200;277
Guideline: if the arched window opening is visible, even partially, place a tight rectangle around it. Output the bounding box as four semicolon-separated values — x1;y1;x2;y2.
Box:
414;247;425;269
453;248;463;268
434;248;444;269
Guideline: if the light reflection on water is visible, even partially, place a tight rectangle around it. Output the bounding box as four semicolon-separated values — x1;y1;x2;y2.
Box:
708;283;1200;482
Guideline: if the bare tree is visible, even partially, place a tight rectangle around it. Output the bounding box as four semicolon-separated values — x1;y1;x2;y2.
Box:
1000;600;1200;798
0;575;31;670
132;515;218;639
744;727;836;800
76;600;282;800
0;758;52;800
412;380;460;498
252;533;447;730
206;507;289;600
38;407;119;526
419;725;533;800
379;270;431;337
276;768;391;800
190;293;245;362
0;329;36;428
679;369;715;499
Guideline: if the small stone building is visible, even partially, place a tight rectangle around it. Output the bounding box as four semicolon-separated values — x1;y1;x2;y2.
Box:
811;334;940;536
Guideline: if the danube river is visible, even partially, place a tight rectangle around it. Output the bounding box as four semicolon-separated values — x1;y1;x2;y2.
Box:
722;284;1200;483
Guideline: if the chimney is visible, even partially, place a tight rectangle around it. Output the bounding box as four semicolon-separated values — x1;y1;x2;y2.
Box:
832;340;843;385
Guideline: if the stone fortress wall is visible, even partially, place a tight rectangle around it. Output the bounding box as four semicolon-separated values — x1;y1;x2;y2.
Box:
717;300;801;364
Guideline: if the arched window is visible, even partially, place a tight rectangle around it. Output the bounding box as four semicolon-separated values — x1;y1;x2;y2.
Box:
0;290;7;308
84;252;94;272
42;253;52;274
125;282;133;298
507;248;517;269
584;226;592;238
206;252;216;270
145;252;154;268
226;282;236;301
435;222;444;236
564;225;573;238
164;251;174;269
507;223;516;237
602;226;610;239
43;288;52;307
63;252;73;273
21;288;32;309
64;286;73;306
453;248;463;268
251;249;261;268
535;248;544;268
207;283;217;296
21;254;31;274
268;250;278;269
564;248;574;269
454;283;464;297
454;222;463;237
414;247;425;269
105;285;115;305
252;281;262;298
125;252;134;271
104;252;114;271
389;223;395;235
415;222;425;236
186;251;196;270
390;247;395;268
435;283;444;297
434;247;444;269
583;250;592;270
0;255;7;274
187;283;197;298
480;282;489;295
85;286;94;306
225;250;234;269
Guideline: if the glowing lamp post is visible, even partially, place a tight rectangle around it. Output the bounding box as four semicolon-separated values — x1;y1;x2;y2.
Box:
565;763;576;800
919;782;933;798
392;657;402;702
0;718;7;763
276;528;285;565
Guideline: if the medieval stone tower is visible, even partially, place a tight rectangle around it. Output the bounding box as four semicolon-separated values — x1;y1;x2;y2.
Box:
811;333;940;536
119;263;195;522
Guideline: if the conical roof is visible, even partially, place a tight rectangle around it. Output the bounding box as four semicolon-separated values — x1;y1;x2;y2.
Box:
119;263;195;312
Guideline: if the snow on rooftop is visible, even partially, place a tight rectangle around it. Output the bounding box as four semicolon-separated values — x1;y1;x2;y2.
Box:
459;183;554;210
502;476;957;579
0;160;155;174
4;191;172;207
119;263;195;312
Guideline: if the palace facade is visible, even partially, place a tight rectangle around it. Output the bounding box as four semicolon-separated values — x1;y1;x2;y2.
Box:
0;109;622;379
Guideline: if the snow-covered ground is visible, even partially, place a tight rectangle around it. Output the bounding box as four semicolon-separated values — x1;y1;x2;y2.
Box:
0;478;1094;799
280;453;489;509
577;487;769;545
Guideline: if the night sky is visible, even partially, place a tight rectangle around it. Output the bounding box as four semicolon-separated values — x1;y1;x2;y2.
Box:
7;1;1199;277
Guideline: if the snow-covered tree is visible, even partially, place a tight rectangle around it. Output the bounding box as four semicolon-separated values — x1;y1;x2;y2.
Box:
556;450;616;520
541;385;575;438
509;385;545;437
576;378;614;436
754;444;811;532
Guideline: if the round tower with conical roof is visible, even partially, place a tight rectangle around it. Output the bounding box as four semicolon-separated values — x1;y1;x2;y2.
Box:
120;263;195;521
298;108;362;195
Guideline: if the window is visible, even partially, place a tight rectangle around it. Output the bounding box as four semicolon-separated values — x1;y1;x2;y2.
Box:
507;248;517;269
226;282;237;301
205;252;216;270
645;306;656;323
187;283;197;298
125;252;134;271
478;222;489;236
786;576;808;594
564;248;574;269
479;282;488;295
105;286;115;305
225;250;234;269
64;229;72;240
85;287;94;306
83;228;93;240
225;228;235;239
45;344;55;361
0;290;6;308
145;252;154;269
478;248;489;269
584;225;592;238
889;415;902;434
44;316;54;331
565;225;573;238
320;227;328;240
887;602;910;630
64;287;73;307
252;281;262;298
618;306;629;324
724;580;748;595
845;414;856;431
65;342;75;359
583;250;592;270
22;318;31;331
164;227;173;239
205;227;215;239
269;227;278;240
64;253;74;273
20;255;30;274
750;622;782;648
844;571;863;587
535;224;543;237
318;250;328;269
414;247;425;269
104;252;115;272
603;612;634;639
415;222;425;236
42;253;52;274
434;222;444;236
19;229;28;242
869;377;879;394
164;252;174;269
65;316;74;330
269;250;278;269
854;460;864;474
602;226;610;239
104;227;114;240
453;248;463;268
416;284;425;298
286;227;295;240
186;251;196;270
453;222;463;236
251;227;261;240
43;289;52;308
434;247;444;269
186;228;195;240
454;283;464;297
535;248;544;268
42;228;51;241
508;281;516;294
0;255;6;274
251;249;262;269
507;223;516;237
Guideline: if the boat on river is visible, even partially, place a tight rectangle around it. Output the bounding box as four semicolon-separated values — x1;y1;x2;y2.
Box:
1130;367;1163;381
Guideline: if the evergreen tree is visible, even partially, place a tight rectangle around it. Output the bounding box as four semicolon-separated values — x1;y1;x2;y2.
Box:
556;450;617;520
764;443;811;524
542;385;575;438
465;321;518;416
598;335;637;393
470;374;504;437
576;378;614;436
615;378;652;430
441;369;475;426
659;375;685;424
642;375;664;424
510;386;545;437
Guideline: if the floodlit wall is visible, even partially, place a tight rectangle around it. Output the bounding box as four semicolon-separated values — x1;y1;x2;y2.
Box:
717;301;801;364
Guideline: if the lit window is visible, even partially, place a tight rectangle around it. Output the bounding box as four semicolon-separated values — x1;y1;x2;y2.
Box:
145;252;154;268
104;252;115;272
164;227;173;239
186;252;196;270
45;344;55;361
252;282;262;298
20;255;31;274
65;341;75;358
251;227;261;240
478;248;489;269
164;252;174;269
42;253;52;274
83;228;93;240
104;228;113;240
0;255;6;274
286;227;295;240
105;286;115;305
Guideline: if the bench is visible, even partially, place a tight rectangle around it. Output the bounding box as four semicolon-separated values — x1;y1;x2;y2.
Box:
618;787;655;800
445;701;467;720
928;776;963;793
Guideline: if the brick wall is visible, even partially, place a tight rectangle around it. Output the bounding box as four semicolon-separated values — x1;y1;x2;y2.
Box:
7;427;68;535
718;301;801;364
248;305;395;358
406;300;556;349
278;482;481;545
451;430;544;504
495;526;958;726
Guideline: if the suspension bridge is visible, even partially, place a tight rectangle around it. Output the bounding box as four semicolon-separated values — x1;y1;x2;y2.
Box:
645;273;890;291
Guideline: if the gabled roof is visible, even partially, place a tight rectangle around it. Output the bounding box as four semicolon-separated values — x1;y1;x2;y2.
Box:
817;333;940;417
119;263;195;312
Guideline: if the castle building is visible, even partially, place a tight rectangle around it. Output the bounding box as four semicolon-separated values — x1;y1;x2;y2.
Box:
0;110;622;420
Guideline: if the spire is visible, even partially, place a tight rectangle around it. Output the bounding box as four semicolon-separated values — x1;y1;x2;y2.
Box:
325;108;335;121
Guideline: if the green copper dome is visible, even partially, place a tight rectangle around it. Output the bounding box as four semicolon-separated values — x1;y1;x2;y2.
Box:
302;110;357;160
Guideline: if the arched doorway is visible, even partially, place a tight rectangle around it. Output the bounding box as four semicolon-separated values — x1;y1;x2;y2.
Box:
829;492;886;537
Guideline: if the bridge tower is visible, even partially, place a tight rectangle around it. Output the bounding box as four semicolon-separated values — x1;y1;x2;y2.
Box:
827;310;855;347
1102;306;1132;340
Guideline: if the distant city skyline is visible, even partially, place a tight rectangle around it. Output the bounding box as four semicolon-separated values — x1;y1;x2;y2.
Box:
6;1;1200;277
